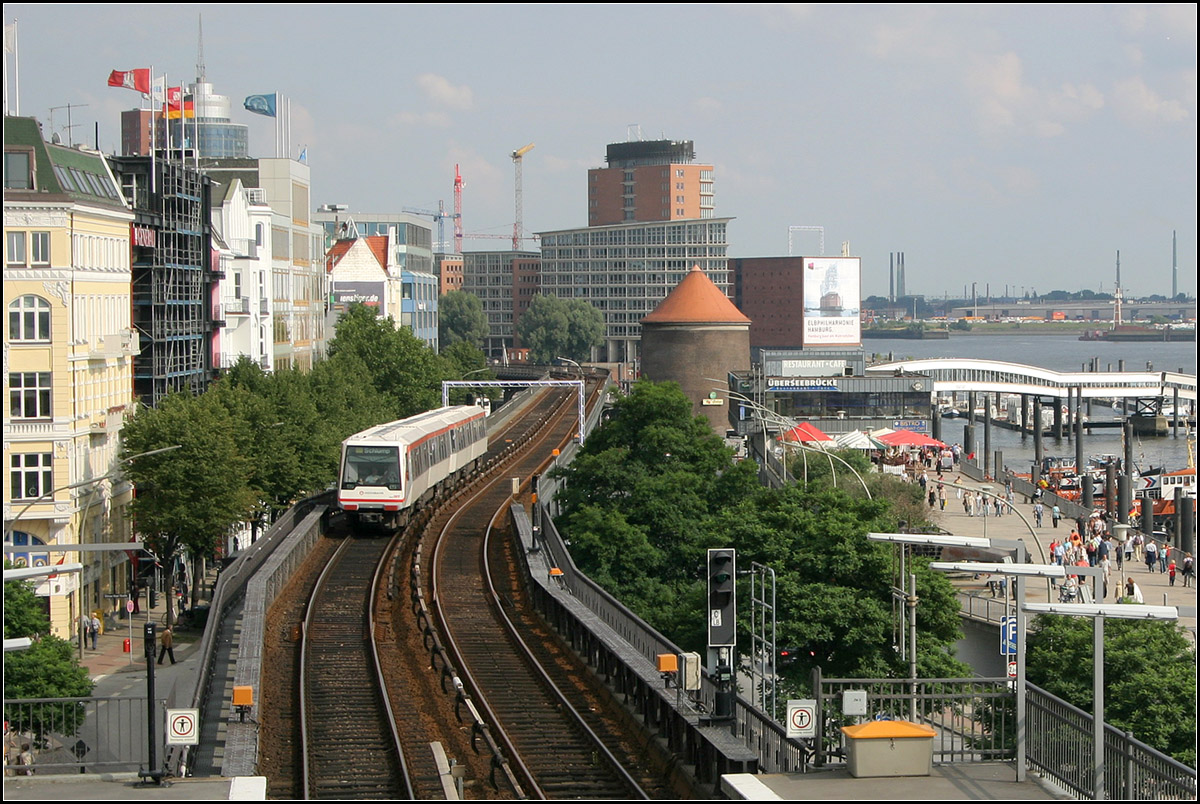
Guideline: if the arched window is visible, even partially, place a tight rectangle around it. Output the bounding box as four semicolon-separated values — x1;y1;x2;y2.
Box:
8;295;51;342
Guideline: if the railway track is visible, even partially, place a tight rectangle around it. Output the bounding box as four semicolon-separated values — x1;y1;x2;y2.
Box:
424;386;657;799
301;536;410;799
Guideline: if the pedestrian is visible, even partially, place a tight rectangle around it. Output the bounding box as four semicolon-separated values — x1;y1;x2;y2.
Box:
1145;539;1158;572
157;626;176;665
90;614;100;651
938;483;947;511
1033;501;1044;527
1051;505;1061;528
1054;540;1065;567
1182;554;1194;588
17;744;33;775
1132;531;1144;561
1159;541;1170;573
1122;535;1133;565
1168;559;1177;586
964;490;973;516
928;488;936;509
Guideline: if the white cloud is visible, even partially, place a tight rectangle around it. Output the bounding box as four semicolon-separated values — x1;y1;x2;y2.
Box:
965;51;1105;138
1110;77;1189;124
416;73;473;110
390;110;452;128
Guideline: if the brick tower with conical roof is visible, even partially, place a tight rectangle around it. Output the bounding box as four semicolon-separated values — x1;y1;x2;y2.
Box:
640;265;751;434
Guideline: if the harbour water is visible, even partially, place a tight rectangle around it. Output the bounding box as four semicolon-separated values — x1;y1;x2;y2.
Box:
864;334;1197;474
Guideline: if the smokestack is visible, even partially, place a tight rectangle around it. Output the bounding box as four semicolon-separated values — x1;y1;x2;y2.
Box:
1173;230;1178;298
889;253;895;303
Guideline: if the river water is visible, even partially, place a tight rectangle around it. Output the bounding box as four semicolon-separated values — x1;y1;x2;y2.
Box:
862;334;1197;473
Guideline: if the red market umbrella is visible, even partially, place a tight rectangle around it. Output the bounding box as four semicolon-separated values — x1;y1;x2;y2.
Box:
781;421;834;443
876;430;947;449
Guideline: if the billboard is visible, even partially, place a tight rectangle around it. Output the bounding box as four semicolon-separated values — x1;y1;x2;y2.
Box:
331;281;385;312
802;257;861;347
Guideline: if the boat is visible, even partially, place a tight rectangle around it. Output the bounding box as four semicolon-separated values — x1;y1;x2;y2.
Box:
1078;324;1196;342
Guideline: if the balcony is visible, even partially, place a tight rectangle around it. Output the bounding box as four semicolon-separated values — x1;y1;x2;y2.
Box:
259;298;271;315
226;296;251;315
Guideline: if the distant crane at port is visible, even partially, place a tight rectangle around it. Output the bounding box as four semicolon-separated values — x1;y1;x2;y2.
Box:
511;142;535;251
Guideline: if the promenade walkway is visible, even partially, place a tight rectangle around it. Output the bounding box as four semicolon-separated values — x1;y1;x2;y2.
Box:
925;468;1197;640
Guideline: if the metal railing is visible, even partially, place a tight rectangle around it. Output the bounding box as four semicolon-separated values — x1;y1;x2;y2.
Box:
1027;682;1197;800
814;673;1015;766
3;696;168;774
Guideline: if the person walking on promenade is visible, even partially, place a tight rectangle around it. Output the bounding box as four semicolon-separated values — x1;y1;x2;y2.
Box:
1168;559;1177;586
1145;539;1158;573
157;626;176;665
1051;504;1061;528
1182;554;1194;588
1125;577;1144;603
1033;501;1045;528
1159;541;1170;573
90;614;100;651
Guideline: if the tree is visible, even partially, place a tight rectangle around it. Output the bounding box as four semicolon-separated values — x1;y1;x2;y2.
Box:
553;381;967;688
327;303;444;418
438;290;489;348
517;294;604;363
1026;613;1196;766
120;391;256;624
439;340;498;405
3;577;93;743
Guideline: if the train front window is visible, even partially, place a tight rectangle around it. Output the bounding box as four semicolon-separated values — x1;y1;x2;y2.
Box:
343;446;401;490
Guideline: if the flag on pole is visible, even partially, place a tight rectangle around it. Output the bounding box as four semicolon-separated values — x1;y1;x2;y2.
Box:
3;23;15;53
164;86;194;119
243;93;277;117
298;147;307;163
150;76;166;106
107;68;151;95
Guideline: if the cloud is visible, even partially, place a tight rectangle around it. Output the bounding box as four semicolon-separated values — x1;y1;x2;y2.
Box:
965;52;1104;138
416;73;473;110
390;110;452;128
1110;77;1189;124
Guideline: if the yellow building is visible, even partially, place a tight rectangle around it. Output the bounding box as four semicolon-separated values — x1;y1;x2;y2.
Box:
4;116;137;639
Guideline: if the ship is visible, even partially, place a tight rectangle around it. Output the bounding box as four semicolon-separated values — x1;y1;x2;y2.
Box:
1079;324;1195;342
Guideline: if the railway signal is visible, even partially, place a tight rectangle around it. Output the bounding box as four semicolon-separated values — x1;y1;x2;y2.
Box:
707;549;736;648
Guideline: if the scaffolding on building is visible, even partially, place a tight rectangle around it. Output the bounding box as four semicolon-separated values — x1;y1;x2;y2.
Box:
118;154;217;405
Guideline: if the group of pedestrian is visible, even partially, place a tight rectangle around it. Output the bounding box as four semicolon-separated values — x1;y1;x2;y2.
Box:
81;613;101;650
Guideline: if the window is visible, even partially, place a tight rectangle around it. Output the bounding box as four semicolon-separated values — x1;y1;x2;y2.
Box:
10;373;52;419
11;453;53;500
8;296;52;341
4;150;33;190
31;232;50;265
6;231;26;267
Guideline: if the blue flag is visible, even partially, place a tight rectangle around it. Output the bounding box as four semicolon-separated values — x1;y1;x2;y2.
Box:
243;94;277;118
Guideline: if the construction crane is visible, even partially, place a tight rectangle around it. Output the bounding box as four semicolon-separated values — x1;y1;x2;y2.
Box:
454;164;464;254
511;142;535;251
401;201;459;253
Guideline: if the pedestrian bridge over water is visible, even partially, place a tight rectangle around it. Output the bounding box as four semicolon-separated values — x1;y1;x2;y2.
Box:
866;358;1196;402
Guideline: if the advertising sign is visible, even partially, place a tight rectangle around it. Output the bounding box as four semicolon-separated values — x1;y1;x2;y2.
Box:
802;257;861;347
331;281;385;311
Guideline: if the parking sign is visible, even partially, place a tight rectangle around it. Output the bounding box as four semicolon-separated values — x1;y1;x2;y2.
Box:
1000;615;1017;656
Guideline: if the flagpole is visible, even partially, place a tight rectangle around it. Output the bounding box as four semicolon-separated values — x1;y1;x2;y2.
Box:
13;19;18;116
150;66;156;194
274;92;280;158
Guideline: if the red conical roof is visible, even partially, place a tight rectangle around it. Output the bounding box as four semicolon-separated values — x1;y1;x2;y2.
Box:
641;265;751;325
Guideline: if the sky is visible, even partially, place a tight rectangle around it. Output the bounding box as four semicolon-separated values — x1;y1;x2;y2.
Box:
5;4;1196;300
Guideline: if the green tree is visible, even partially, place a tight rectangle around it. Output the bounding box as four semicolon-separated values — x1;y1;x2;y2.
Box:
1026;613;1196;766
554;380;967;690
439;340;497;405
120;392;256;624
438;290;489;348
517;294;604;363
327;303;444;417
3;578;93;743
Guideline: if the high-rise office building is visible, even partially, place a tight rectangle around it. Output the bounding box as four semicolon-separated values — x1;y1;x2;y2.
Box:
587;139;714;225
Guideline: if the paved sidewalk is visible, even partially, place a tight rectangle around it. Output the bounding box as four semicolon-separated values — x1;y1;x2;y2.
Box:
925;469;1197;639
78;571;217;682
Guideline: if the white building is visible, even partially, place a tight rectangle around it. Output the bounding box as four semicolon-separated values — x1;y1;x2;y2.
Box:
210;178;273;371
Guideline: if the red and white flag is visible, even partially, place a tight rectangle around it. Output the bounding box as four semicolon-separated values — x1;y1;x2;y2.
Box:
107;68;151;95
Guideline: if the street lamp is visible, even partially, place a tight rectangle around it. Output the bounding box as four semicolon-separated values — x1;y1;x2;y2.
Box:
1024;602;1179;800
556;356;581;376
